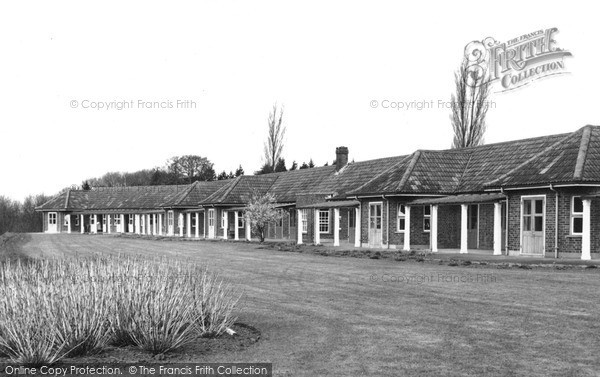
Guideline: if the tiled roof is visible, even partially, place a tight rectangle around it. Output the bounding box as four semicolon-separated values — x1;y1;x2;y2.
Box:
200;175;279;205
37;183;215;211
349;125;600;196
37;125;600;212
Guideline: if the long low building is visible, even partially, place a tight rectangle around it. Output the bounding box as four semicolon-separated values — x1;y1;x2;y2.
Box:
37;125;600;260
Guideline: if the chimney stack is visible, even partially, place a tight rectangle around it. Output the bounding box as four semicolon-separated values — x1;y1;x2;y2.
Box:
335;146;349;171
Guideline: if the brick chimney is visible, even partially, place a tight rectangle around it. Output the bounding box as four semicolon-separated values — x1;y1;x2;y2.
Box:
335;146;349;171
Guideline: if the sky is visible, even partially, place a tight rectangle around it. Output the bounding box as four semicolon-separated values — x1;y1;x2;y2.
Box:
0;1;598;201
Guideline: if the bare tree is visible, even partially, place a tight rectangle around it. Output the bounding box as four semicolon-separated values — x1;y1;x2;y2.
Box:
263;104;286;171
451;58;491;149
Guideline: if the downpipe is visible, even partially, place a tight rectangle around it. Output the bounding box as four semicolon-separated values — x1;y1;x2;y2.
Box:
549;184;559;259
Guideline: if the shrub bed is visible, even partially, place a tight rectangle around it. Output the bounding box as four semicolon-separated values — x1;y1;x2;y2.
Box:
0;255;240;365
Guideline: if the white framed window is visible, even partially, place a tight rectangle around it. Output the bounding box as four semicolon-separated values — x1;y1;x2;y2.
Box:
168;211;174;226
103;215;107;224
319;210;330;233
114;216;121;225
129;215;134;226
90;216;95;225
397;204;406;232
571;196;583;235
75;216;80;226
221;211;227;228
301;209;308;234
423;205;431;232
237;211;244;228
48;212;57;225
64;215;69;226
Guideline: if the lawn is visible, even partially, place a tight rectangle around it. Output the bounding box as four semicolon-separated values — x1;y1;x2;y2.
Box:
11;234;600;376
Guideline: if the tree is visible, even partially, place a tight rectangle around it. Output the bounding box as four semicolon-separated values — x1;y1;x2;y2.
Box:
243;191;283;242
290;161;298;171
308;159;315;168
263;103;286;172
299;162;309;170
235;165;245;177
451;57;491;149
81;181;91;190
255;163;274;175
274;158;287;173
217;171;229;180
167;155;212;183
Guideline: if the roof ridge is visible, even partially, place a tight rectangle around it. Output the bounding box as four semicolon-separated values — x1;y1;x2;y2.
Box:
573;125;593;180
455;152;474;192
397;151;422;191
216;176;243;203
485;129;581;187
65;189;71;209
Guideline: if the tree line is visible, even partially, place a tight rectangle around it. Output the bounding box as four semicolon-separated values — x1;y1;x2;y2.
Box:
0;195;52;235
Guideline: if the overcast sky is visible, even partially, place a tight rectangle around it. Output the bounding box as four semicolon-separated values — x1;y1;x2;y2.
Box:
1;1;598;201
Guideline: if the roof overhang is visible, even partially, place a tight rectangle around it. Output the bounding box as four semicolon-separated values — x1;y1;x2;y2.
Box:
297;200;360;209
409;193;507;206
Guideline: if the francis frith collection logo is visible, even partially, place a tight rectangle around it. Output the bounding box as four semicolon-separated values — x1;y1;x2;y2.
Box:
465;27;572;92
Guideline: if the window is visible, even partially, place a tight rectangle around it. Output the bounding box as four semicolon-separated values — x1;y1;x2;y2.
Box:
237;211;244;228
115;216;121;225
103;215;107;225
168;211;174;226
64;215;69;226
90;216;95;225
221;211;227;228
423;206;431;232
348;208;356;228
571;196;583;235
523;198;544;232
301;209;308;234
48;213;57;225
319;210;330;233
75;216;80;226
129;216;134;226
397;204;406;232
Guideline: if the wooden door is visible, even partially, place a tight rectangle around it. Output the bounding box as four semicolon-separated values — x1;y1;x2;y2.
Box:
208;209;215;238
467;205;478;248
48;212;58;233
522;198;544;255
368;203;382;247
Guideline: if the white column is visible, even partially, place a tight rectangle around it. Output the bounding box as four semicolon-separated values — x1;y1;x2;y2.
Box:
297;210;303;245
81;215;84;234
135;214;140;234
333;208;340;246
120;214;125;233
107;215;112;234
493;202;502;256
403;206;411;251
582;199;592;260
93;215;98;234
314;209;320;245
67;215;71;234
186;213;191;238
460;204;468;254
158;213;163;235
245;213;251;241
354;207;361;247
179;214;184;237
223;211;228;240
203;211;207;238
195;213;200;238
234;211;239;240
431;205;438;252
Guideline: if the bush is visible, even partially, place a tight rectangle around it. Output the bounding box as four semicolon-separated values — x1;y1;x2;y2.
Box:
0;255;240;363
